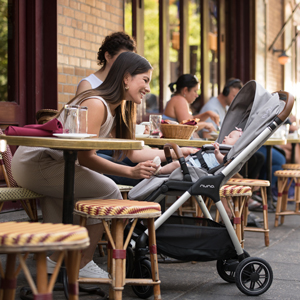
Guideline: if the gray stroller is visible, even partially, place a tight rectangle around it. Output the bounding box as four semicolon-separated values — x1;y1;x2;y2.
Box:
126;80;294;298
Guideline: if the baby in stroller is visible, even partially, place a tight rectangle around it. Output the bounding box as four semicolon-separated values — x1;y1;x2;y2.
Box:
156;128;243;176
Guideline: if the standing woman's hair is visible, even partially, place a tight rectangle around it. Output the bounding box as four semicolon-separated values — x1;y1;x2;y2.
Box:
168;74;199;94
97;32;137;68
60;52;152;159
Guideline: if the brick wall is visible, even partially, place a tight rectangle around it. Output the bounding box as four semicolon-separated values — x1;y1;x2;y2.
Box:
57;0;124;110
266;0;284;92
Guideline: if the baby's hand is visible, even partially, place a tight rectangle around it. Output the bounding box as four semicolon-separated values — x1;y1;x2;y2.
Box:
213;142;220;154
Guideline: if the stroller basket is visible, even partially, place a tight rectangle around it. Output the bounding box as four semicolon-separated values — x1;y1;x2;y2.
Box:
131;215;236;262
155;215;236;262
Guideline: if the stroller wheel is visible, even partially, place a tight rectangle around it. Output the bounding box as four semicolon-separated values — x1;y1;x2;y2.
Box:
216;250;250;283
131;259;154;299
235;257;273;296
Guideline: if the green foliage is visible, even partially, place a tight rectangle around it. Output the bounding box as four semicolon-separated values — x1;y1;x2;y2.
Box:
0;0;8;101
125;0;202;98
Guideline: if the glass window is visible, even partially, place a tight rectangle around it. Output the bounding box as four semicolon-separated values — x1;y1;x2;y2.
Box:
255;0;266;88
208;0;218;98
169;0;180;85
0;0;8;102
124;0;132;36
189;0;201;81
144;0;159;115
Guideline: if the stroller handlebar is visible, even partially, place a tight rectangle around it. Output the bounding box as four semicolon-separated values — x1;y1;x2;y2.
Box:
275;90;294;122
163;142;183;161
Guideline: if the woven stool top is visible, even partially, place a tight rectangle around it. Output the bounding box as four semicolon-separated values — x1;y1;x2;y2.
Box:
227;178;270;187
0;222;89;252
0;187;44;201
74;199;161;219
282;164;300;170
220;185;252;197
275;170;300;177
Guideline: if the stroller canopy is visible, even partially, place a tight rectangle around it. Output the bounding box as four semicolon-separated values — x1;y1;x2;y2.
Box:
215;80;286;180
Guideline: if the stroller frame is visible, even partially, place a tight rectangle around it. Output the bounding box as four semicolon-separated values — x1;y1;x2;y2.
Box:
127;84;294;298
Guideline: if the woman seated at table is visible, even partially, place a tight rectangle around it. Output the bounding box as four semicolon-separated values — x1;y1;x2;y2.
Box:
11;52;196;279
162;74;220;138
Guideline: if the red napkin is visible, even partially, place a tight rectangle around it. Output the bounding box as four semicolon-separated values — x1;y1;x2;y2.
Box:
4;118;63;137
181;120;197;125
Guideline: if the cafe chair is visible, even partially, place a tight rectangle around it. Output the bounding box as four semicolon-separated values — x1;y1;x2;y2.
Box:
274;170;300;226
74;199;161;300
227;178;270;246
0;129;43;221
0;222;89;300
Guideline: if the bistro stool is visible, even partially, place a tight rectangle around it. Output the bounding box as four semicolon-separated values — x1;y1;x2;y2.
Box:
227;178;270;246
74;199;161;300
97;185;134;257
274;170;300;226
213;185;252;247
282;163;300;170
0;222;89;300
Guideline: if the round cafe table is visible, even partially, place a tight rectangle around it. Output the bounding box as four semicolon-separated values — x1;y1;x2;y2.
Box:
0;135;144;224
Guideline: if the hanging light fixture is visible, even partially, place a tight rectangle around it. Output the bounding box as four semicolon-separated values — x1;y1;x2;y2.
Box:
272;48;290;65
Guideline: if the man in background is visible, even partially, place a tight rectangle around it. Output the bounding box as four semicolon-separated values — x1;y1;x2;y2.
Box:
198;78;243;138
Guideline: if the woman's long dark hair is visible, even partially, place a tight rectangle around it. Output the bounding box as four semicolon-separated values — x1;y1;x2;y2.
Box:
58;52;152;159
168;74;199;94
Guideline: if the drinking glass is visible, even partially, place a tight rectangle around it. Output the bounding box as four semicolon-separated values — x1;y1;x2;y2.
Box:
79;106;88;133
63;105;79;133
149;115;162;138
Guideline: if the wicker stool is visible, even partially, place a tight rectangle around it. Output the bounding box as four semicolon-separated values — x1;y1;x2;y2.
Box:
213;185;252;247
97;185;134;257
227;178;270;246
0;222;89;300
282;163;300;170
274;170;300;226
74;199;161;300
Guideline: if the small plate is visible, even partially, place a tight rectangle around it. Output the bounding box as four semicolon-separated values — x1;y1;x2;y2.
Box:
135;134;150;138
53;133;97;139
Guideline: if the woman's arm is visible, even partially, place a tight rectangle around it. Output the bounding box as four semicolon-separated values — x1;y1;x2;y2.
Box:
194;111;220;125
76;97;160;179
78;150;158;179
126;147;198;163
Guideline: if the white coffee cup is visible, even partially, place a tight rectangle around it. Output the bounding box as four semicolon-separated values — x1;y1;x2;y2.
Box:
136;124;145;135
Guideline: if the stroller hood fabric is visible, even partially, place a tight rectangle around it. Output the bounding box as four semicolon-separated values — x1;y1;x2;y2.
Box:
215;80;286;183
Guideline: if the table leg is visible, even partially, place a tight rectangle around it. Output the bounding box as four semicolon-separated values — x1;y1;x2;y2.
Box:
291;143;296;163
266;146;275;211
63;150;77;224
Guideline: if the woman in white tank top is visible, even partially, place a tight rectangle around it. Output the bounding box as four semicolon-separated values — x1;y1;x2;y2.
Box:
12;52;197;278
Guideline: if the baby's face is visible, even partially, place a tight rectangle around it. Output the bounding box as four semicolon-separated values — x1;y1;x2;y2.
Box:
222;130;240;145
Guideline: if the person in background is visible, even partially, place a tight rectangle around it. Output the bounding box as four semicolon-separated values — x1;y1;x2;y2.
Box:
198;78;243;138
76;31;141;186
162;74;220;138
76;31;136;93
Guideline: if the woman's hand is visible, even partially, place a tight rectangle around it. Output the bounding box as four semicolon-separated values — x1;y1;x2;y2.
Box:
130;161;159;179
197;122;216;133
207;111;220;126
